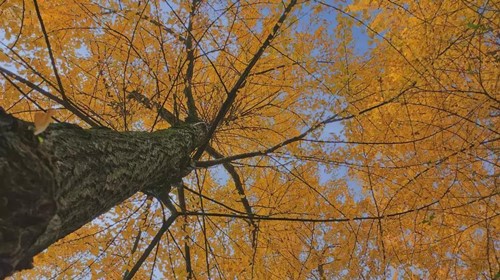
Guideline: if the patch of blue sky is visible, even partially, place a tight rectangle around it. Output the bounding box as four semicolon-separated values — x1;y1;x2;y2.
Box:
75;43;91;58
208;164;230;186
482;148;497;177
0;31;21;75
352;23;371;55
131;119;146;131
309;127;357;195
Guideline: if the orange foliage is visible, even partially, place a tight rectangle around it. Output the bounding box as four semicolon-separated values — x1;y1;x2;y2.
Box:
1;0;498;278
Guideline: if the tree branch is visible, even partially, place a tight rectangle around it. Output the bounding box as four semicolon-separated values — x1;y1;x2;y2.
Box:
0;66;101;127
185;191;499;222
182;0;201;123
122;213;179;280
192;0;299;160
32;0;67;99
127;90;179;125
204;146;255;224
176;182;193;279
196;83;417;168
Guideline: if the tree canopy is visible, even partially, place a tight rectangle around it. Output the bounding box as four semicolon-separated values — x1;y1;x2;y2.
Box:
0;0;498;278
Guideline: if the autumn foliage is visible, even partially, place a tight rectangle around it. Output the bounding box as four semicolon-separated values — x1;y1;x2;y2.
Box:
0;0;498;278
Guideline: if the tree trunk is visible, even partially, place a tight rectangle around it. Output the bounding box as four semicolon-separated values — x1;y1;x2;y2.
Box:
0;110;205;278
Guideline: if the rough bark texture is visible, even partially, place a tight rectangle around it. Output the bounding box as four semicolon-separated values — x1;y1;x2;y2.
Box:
0;110;206;278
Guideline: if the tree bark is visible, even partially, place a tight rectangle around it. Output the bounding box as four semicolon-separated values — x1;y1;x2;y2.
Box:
0;110;206;278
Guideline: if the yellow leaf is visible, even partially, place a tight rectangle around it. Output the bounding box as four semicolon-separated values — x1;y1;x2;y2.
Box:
34;109;55;135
